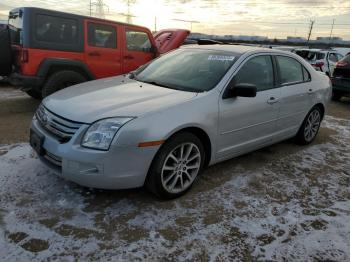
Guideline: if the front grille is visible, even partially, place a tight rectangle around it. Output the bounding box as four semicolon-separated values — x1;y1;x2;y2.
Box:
36;104;83;143
44;151;62;167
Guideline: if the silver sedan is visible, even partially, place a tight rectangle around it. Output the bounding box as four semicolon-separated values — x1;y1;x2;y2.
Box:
30;45;331;199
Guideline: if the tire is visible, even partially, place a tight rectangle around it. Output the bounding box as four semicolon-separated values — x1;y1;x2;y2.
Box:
331;91;342;102
25;89;42;100
146;132;206;199
0;27;12;76
42;70;86;98
295;106;322;145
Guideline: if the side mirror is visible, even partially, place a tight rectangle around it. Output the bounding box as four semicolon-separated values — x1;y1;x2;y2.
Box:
224;83;257;98
233;83;257;97
150;45;158;58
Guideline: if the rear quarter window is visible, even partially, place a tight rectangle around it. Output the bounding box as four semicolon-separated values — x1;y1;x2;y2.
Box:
277;56;304;84
35;14;78;44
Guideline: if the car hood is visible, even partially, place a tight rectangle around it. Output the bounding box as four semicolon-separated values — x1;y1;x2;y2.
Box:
43;76;198;123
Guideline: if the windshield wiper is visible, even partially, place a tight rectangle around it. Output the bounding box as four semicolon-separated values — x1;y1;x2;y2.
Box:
139;80;173;89
138;79;202;93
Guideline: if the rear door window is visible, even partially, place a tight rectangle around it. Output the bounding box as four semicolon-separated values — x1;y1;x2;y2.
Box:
125;30;152;52
234;55;274;91
88;23;117;48
277;56;304;84
35;14;78;44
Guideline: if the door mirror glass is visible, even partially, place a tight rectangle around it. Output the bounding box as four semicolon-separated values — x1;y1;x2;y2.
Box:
231;83;257;97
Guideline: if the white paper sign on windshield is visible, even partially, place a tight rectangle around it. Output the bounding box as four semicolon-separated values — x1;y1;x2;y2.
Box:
208;55;235;61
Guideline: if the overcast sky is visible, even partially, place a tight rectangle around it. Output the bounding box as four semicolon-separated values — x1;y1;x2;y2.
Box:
1;0;350;39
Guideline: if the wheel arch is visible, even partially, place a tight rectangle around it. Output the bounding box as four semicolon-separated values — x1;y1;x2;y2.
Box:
164;126;212;167
313;102;325;119
37;58;95;83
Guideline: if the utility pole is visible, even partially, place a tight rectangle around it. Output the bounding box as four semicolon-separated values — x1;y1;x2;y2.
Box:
154;16;157;32
89;0;109;18
125;0;136;24
307;20;315;43
172;19;200;31
329;19;335;45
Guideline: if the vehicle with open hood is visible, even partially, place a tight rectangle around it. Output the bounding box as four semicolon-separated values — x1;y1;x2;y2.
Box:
0;7;189;98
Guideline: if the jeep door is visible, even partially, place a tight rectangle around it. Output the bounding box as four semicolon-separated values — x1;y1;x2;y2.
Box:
85;20;122;78
217;55;281;160
122;26;155;74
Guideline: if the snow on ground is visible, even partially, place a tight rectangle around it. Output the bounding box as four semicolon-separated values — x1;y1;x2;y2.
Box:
0;87;27;100
0;116;350;261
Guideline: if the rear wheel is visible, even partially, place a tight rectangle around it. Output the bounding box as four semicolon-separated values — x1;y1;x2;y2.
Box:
0;27;12;76
42;70;86;98
296;106;322;145
331;91;342;101
146;132;205;199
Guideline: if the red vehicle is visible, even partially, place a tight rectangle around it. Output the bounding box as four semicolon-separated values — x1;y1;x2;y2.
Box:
0;8;189;98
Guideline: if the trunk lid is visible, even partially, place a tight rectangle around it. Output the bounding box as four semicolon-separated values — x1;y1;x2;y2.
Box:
153;29;190;55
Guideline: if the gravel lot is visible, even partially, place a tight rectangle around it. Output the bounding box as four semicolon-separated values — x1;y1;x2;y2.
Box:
1;86;350;261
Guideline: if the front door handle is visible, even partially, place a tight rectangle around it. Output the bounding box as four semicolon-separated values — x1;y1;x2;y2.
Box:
267;97;279;104
88;51;101;57
124;55;134;60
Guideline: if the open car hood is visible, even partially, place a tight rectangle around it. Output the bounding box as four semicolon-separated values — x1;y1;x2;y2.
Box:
153;29;190;55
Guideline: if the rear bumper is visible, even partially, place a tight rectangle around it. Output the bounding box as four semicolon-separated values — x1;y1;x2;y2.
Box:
9;73;44;90
332;77;350;93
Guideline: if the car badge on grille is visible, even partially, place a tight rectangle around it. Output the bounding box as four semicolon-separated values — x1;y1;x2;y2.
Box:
41;111;48;124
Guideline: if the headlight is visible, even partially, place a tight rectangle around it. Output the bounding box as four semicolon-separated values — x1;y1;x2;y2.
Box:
82;117;133;150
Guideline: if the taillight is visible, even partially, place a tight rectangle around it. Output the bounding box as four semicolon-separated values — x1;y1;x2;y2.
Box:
336;61;348;67
315;61;324;68
21;49;29;63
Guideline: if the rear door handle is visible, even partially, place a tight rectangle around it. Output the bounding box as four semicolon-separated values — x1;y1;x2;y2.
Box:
308;88;314;94
88;51;101;57
124;55;134;60
267;97;279;104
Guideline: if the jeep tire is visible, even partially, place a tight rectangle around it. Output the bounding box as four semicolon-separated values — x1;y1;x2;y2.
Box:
25;89;42;100
0;27;12;76
42;70;86;98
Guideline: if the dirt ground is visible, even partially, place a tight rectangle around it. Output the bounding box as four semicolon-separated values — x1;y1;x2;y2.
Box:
0;85;350;261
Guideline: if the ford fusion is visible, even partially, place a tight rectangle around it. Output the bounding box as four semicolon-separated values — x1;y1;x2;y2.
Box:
30;46;331;199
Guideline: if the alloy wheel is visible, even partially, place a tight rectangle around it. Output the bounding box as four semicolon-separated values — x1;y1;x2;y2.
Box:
161;143;201;194
304;109;321;142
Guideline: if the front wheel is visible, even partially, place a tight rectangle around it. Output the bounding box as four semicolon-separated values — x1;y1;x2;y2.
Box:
296;106;322;145
146;132;205;199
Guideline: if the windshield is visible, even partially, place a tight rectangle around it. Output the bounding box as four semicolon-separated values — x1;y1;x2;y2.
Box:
8;9;23;45
134;49;239;92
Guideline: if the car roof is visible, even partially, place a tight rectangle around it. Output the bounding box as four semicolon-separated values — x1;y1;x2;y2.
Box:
11;7;146;29
181;44;290;55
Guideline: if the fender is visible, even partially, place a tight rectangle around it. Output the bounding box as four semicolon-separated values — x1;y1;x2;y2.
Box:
37;58;95;80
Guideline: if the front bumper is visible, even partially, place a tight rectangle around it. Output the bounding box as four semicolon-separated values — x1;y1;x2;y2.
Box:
31;118;159;189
